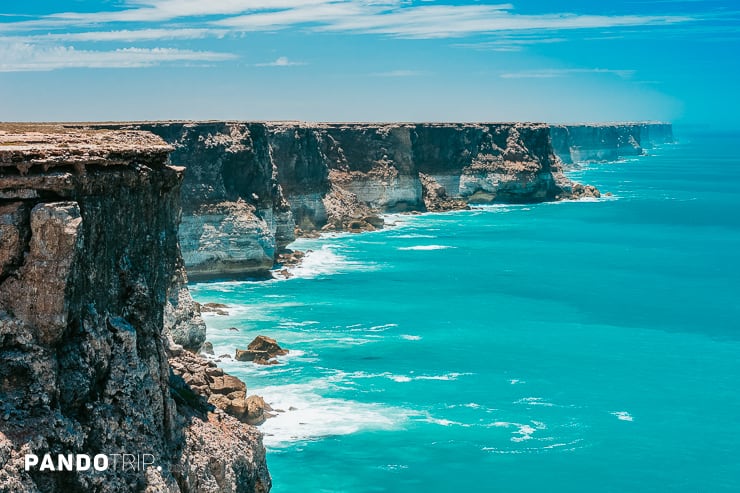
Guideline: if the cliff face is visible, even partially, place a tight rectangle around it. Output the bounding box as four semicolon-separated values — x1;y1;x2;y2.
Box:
270;123;571;229
93;121;671;279
103;121;607;279
112;122;295;281
0;127;269;492
550;123;674;164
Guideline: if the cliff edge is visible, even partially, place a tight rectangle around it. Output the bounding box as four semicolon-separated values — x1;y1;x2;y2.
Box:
0;126;270;493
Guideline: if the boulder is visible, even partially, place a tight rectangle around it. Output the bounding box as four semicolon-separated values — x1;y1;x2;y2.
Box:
210;375;246;395
235;349;266;362
244;395;275;426
207;393;230;411
235;336;289;365
226;397;248;416
363;214;385;228
199;302;230;316
247;335;289;356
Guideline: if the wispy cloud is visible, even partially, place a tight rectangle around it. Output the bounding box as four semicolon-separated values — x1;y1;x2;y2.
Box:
454;36;567;52
8;28;228;43
500;68;636;79
45;0;340;24
370;69;428;77
255;56;305;67
214;3;692;39
0;42;236;72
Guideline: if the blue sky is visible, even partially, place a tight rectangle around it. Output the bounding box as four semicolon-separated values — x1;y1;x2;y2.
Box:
1;0;738;125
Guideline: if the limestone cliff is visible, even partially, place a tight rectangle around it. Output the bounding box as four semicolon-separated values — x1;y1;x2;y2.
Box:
99;121;619;278
269;123;574;229
0;126;270;493
550;122;674;164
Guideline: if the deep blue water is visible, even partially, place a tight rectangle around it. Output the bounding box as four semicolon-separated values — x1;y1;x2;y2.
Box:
191;132;740;492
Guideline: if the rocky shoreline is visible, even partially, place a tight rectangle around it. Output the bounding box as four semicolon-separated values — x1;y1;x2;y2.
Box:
0;121;672;492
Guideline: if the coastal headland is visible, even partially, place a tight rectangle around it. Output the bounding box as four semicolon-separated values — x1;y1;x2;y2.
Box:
0;125;270;493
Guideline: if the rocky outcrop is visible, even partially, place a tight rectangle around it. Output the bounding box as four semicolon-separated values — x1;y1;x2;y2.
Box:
550;122;674;164
169;344;274;427
235;336;289;366
419;173;469;212
165;256;207;351
0;126;269;492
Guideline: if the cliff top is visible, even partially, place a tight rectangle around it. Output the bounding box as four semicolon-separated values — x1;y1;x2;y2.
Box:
50;120;671;127
0;124;173;170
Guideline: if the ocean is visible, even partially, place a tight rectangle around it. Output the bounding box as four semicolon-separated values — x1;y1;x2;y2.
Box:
190;131;740;492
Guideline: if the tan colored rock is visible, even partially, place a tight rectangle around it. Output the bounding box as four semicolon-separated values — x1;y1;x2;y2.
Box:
227;397;249;416
0;126;269;492
245;396;274;426
0;202;82;345
227;390;247;401
235;336;289;365
235;349;272;365
210;375;246;395
247;336;289;356
207;393;230;411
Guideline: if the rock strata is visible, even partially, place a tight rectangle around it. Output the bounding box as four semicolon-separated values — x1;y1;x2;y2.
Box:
88;121;610;278
0;126;269;493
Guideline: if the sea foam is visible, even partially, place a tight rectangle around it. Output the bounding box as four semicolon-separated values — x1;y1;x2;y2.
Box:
286;245;376;279
255;379;410;448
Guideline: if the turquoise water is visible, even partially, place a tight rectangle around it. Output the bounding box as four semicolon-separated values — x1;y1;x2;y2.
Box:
191;132;740;493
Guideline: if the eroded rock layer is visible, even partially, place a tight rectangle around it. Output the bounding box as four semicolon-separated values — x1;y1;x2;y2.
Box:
0;126;270;493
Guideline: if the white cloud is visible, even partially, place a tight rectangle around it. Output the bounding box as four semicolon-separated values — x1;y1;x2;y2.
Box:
500;68;636;79
313;8;692;38
215;3;372;31
47;0;348;24
16;28;228;43
255;56;305;67
0;42;236;72
214;3;691;39
371;70;428;77
454;36;566;52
